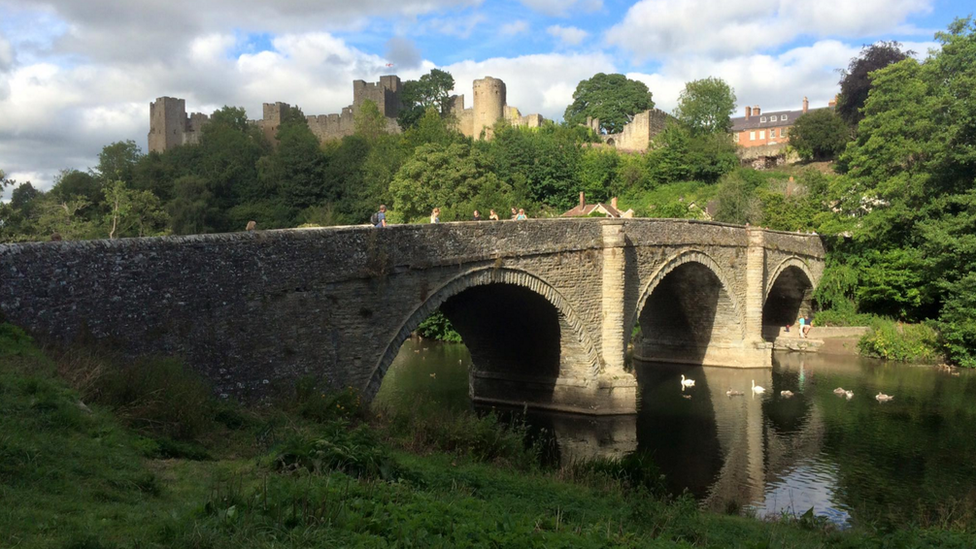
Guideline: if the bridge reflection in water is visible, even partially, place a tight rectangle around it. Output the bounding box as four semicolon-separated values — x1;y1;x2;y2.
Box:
378;339;838;518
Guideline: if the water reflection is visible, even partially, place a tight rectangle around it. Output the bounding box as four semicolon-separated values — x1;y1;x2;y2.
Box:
376;338;976;528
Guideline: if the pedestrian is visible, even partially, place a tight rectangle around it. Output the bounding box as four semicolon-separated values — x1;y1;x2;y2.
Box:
371;205;387;227
473;210;482;221
515;208;527;220
802;314;813;338
797;315;807;338
510;207;518;220
489;209;499;221
245;220;256;231
430;208;440;223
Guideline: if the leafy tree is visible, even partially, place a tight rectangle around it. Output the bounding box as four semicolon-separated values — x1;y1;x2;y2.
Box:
167;175;218;235
789;109;849;160
646;123;738;185
577;147;620;203
563;73;654;134
836;41;911;126
490;123;580;209
713;170;763;225
102;180;169;239
257;110;326;211
397;69;456;129
96;140;143;183
354;99;390;142
51;170;101;205
674;77;737;135
389;142;512;222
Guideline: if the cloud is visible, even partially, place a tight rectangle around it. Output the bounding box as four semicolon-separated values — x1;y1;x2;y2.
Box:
500;20;530;36
384;36;422;69
547;25;588;47
607;0;934;60
518;0;603;17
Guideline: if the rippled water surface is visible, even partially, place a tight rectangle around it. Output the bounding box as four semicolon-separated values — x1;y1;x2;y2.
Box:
375;339;976;528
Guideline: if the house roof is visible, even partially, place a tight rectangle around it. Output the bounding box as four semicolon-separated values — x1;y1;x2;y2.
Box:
731;106;831;132
562;202;623;218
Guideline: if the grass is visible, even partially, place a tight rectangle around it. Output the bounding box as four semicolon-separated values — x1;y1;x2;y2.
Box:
1;323;974;548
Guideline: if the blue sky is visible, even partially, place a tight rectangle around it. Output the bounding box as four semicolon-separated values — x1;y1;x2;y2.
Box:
0;0;971;190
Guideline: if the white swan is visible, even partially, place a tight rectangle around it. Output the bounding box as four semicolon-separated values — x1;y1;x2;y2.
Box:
833;387;846;395
844;390;854;400
875;392;894;402
780;390;794;398
680;375;696;388
751;380;765;394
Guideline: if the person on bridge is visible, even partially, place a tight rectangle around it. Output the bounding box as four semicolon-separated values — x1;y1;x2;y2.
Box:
372;205;387;227
472;210;482;221
430;208;441;223
489;209;499;221
515;208;527;220
510;207;518;219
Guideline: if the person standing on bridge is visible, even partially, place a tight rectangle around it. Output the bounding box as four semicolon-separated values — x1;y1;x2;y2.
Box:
472;210;482;221
430;208;441;223
515;208;527;220
372;205;387;227
489;209;499;221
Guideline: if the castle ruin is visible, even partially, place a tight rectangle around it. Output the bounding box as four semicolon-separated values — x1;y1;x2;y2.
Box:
449;76;545;139
148;76;403;154
583;108;674;152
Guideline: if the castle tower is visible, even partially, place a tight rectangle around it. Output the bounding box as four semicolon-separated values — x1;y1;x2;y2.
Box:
148;97;188;154
259;102;291;144
472;77;506;139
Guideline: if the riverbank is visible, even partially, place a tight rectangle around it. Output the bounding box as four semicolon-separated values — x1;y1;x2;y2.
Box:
2;325;974;547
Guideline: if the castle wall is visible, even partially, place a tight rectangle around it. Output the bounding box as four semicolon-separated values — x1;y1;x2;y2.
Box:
602;108;673;152
449;77;546;140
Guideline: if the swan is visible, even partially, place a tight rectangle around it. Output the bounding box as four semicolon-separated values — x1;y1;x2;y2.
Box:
680;375;696;388
780;390;794;398
844;390;854;400
875;392;894;402
726;388;744;397
751;380;765;394
833;387;846;395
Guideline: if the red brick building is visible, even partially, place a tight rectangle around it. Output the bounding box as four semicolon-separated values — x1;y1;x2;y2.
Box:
731;97;834;148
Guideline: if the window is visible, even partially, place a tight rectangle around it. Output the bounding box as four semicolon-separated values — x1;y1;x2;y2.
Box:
783;127;789;137
781;115;788;121
759;130;765;139
760;116;766;123
771;128;777;138
749;131;756;140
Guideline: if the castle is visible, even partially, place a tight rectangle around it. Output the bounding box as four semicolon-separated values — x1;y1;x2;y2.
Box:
148;76;404;153
148;74;669;153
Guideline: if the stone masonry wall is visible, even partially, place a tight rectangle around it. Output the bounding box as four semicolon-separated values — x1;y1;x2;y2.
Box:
0;219;824;409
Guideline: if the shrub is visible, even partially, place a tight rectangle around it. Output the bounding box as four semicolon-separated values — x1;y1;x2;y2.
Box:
416;310;462;343
858;319;941;362
570;452;666;495
0;323;37;357
272;421;400;480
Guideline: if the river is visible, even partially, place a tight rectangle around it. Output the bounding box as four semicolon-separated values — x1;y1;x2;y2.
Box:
373;338;976;528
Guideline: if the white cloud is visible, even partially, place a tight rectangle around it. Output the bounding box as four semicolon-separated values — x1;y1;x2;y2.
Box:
518;0;603;17
500;20;530;36
547;25;588;46
607;0;934;60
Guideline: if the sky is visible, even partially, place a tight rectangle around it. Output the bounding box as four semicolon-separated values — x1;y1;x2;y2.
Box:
0;0;971;191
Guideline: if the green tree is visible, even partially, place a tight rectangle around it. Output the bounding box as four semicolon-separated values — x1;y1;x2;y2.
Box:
563;73;654;134
354;99;390;142
167;175;217;235
490;123;580;209
389;142;512;222
836;41;911;126
257;109;326;212
102;180;169;239
674;77;737;135
96;140;143;184
713;170;762;225
789;109;849;160
397;69;456;129
646;123;738;185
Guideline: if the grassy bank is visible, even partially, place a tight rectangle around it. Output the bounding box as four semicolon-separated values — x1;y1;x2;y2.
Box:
1;324;974;548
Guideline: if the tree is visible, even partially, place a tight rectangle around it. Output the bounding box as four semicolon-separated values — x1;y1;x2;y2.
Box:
713;170;763;225
389;142;512;222
674;77;737;136
789;109;850;160
354;99;389;142
398;69;456;129
102;180;169;239
563;73;654;134
645;122;739;185
836;41;911;126
490;123;581;209
96;140;143;183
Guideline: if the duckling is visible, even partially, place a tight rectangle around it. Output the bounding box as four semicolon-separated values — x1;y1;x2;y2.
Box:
429;373;436;379
780;390;794;398
833;387;846;395
875;392;894;402
680;375;696;389
950;371;961;377
681;394;692;400
751;380;765;394
726;388;744;397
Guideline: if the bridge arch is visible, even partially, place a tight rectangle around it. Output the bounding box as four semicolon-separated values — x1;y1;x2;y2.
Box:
762;256;817;341
629;250;744;366
364;267;601;400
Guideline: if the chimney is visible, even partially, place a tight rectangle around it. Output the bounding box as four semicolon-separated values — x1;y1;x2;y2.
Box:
754;105;761;117
745;106;752;120
579;191;585;210
611;197;618;210
828;94;837;108
803;96;809;113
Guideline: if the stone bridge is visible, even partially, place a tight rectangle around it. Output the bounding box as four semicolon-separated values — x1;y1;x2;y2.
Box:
0;219;824;415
